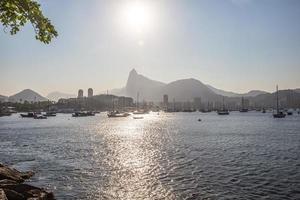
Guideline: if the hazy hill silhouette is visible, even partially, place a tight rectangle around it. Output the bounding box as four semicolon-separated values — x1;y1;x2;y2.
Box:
112;69;221;102
207;85;268;97
8;89;47;103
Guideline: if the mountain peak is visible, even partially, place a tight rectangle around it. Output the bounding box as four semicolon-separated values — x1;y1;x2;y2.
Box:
129;68;138;76
8;89;47;102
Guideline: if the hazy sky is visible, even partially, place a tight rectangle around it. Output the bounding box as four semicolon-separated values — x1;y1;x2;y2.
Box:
1;0;300;96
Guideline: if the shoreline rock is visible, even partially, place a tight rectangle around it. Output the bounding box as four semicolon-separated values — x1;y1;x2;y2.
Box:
0;163;54;200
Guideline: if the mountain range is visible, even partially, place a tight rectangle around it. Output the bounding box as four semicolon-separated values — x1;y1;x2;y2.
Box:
1;69;299;103
206;85;268;97
110;69;269;102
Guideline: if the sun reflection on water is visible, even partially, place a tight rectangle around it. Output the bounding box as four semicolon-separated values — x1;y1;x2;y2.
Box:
90;112;176;199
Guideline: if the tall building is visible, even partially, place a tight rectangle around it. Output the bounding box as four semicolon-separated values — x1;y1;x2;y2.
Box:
88;88;93;98
78;89;83;98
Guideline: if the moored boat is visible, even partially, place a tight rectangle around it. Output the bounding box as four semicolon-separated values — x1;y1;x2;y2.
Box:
218;97;230;115
273;85;286;118
43;112;57;117
34;115;47;119
107;111;130;118
133;116;144;119
20;112;36;118
72;111;95;117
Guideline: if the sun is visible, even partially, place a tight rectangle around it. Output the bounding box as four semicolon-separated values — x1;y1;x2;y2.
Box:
122;1;153;34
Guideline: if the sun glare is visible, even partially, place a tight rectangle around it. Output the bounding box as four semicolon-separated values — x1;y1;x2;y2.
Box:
122;1;153;34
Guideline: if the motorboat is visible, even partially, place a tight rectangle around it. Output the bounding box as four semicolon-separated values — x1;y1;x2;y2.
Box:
107;111;130;118
34;115;47;119
217;110;230;115
20;112;35;118
43;112;56;117
72;111;95;117
287;109;293;115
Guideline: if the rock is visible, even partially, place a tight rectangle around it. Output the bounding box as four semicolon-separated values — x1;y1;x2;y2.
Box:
0;189;8;200
0;179;18;188
2;189;25;200
0;164;54;200
3;184;54;200
0;164;34;183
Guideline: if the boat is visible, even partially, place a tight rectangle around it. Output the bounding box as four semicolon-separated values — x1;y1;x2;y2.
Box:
107;111;130;118
287;109;293;115
133;92;149;115
0;112;12;117
20;112;36;118
239;97;248;112
133;116;144;119
43;112;56;117
217;110;230;115
133;110;148;114
218;97;229;115
72;111;95;117
34;115;47;119
273;85;286;118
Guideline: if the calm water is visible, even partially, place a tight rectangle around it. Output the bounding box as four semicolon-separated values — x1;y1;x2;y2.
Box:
0;112;300;199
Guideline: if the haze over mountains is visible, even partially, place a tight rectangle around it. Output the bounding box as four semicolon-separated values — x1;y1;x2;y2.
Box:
206;85;268;98
110;69;269;102
7;89;48;103
1;69;299;103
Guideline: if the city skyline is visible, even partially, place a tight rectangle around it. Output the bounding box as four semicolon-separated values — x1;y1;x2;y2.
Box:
1;0;300;96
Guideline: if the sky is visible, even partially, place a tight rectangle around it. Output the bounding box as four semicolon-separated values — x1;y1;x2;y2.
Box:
1;0;300;96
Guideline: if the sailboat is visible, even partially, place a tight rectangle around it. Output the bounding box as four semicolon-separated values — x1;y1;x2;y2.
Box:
218;97;229;115
239;97;248;112
273;85;286;118
133;92;148;114
107;96;130;117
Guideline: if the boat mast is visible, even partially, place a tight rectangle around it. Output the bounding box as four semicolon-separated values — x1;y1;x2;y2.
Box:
222;96;225;110
276;85;279;113
241;97;244;110
136;92;139;111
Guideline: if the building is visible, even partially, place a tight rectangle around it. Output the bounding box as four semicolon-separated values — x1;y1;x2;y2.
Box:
88;88;93;98
78;89;83;98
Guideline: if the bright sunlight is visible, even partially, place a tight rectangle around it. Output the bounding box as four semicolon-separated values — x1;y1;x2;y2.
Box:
121;1;153;34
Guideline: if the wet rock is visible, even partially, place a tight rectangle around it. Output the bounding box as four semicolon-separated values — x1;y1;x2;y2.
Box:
0;164;54;200
0;164;34;183
3;184;54;200
0;179;18;188
2;189;25;200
